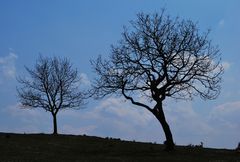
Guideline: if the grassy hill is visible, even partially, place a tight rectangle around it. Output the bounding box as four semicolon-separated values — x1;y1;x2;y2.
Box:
0;133;239;162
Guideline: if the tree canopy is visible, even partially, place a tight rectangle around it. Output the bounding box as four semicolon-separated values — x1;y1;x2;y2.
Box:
17;56;85;134
91;11;223;150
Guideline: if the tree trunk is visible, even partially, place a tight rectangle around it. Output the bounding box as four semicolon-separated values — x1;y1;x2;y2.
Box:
152;101;174;151
52;113;58;135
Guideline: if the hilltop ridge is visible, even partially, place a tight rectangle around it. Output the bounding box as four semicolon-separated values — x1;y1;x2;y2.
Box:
0;133;239;162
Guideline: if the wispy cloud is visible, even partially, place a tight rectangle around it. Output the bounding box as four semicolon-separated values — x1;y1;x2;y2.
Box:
222;61;230;70
207;101;240;148
0;52;18;81
95;97;153;126
59;97;162;142
209;101;240;122
1;102;51;133
80;73;91;86
218;19;225;27
164;101;215;145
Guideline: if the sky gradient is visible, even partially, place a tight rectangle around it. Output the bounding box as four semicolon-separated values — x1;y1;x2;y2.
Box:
0;0;240;149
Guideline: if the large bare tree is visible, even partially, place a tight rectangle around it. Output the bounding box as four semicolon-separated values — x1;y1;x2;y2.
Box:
91;12;223;150
17;56;85;135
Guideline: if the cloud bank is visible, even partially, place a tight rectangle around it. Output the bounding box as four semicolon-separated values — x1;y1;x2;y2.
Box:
2;95;240;149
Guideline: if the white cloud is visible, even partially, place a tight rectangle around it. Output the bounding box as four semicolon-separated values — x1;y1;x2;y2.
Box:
80;73;91;86
71;98;217;146
206;101;240;148
209;101;240;127
222;61;230;70
164;101;216;145
95;97;153;126
211;101;240;116
59;97;163;142
218;19;225;27
95;98;238;148
2;103;51;133
6;103;44;119
0;52;18;80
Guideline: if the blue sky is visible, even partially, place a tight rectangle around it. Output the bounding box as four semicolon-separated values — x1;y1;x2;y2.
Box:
0;0;240;149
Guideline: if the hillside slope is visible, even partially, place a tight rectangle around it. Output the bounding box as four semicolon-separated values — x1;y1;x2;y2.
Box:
0;133;239;162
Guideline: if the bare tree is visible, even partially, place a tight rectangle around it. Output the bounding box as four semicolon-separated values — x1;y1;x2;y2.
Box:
91;11;223;150
17;56;85;135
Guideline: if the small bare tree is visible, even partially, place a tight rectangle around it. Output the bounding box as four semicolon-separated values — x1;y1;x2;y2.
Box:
17;56;85;135
91;11;223;150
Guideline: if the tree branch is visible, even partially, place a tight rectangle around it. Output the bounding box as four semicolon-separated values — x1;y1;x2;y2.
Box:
122;80;153;112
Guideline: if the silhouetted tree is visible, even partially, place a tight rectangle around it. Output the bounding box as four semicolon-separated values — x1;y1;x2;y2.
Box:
17;56;85;135
91;11;223;150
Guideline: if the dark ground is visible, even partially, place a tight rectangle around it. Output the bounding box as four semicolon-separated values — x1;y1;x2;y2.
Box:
0;133;239;162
